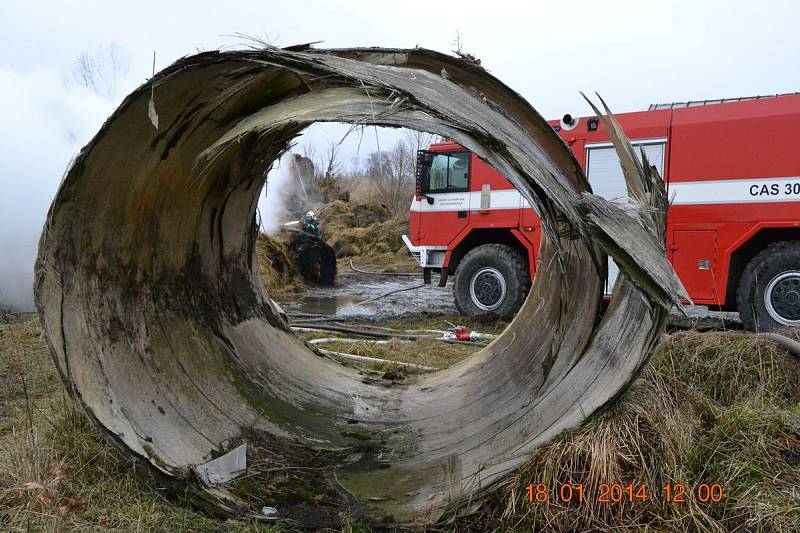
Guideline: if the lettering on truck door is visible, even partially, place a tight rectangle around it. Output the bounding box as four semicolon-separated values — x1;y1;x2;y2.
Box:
414;150;471;246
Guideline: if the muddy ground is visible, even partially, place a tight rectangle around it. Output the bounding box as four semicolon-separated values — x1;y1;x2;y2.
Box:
277;255;742;329
278;261;454;320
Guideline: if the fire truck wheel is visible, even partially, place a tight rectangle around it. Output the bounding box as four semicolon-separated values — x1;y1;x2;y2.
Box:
454;244;531;321
737;240;800;332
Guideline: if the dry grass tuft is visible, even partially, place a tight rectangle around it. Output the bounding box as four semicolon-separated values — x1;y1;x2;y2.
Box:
456;330;800;532
653;330;800;406
3;312;799;531
0;315;277;532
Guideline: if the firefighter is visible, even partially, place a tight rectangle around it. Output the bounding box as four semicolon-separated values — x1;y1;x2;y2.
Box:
301;210;320;238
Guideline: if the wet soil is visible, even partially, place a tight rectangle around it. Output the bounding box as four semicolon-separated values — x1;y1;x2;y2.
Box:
278;263;741;328
277;267;456;321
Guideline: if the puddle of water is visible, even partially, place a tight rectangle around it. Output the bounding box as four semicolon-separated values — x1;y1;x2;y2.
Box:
278;273;455;320
286;294;374;317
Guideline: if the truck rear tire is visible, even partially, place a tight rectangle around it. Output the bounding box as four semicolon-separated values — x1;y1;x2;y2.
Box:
737;240;800;332
453;244;531;321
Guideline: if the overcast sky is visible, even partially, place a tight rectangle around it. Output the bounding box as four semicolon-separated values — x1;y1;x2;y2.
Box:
2;0;799;311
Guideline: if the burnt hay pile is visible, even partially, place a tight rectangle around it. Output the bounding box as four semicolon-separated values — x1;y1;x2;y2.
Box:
256;199;408;293
256;231;336;293
256;233;305;294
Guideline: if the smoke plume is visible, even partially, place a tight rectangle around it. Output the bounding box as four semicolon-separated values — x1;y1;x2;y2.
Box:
0;47;134;312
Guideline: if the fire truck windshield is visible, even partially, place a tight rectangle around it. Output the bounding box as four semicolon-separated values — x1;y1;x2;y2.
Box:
423;151;470;193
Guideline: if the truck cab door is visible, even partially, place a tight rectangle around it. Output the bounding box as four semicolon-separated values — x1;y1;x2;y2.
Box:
412;150;471;246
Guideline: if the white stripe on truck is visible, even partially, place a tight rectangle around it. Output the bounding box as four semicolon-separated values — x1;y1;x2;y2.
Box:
410;191;522;212
410;176;800;212
668;176;800;205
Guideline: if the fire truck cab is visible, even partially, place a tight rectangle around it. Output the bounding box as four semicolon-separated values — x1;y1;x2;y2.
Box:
403;93;800;331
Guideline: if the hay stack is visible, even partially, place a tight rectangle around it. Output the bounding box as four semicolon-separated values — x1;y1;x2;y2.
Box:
317;200;409;257
256;233;306;294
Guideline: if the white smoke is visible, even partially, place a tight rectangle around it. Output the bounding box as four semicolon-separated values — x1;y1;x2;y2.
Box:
257;155;298;235
0;53;137;312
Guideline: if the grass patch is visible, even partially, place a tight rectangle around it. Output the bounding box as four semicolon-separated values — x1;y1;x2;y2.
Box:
378;312;508;336
0;316;278;532
341;253;419;274
296;313;508;370
318;338;477;371
653;331;800;407
2;312;799;532
455;330;800;532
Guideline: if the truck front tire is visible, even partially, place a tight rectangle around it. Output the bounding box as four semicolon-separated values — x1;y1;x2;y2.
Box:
453;244;531;321
737;240;800;332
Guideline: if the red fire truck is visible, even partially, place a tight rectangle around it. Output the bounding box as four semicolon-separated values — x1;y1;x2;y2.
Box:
403;93;800;331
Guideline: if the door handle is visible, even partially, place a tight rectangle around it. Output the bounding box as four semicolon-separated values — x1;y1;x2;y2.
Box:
457;210;467;218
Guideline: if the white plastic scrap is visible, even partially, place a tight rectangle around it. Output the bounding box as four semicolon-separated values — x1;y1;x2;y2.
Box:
148;91;159;130
192;443;247;486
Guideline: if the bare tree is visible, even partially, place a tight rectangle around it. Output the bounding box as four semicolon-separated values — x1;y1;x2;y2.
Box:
450;30;481;65
366;139;416;215
71;43;129;97
322;140;341;178
296;141;345;201
452;30;465;56
300;144;317;169
345;155;365;180
404;129;437;155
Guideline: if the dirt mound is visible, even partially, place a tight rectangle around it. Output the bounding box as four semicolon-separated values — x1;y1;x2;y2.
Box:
317;201;409;257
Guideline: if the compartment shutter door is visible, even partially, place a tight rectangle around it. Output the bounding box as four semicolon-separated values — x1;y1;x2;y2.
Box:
586;141;666;294
586;143;665;202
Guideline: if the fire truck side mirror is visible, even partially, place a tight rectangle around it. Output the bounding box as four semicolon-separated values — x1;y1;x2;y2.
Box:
426;195;434;205
415;150;433;201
